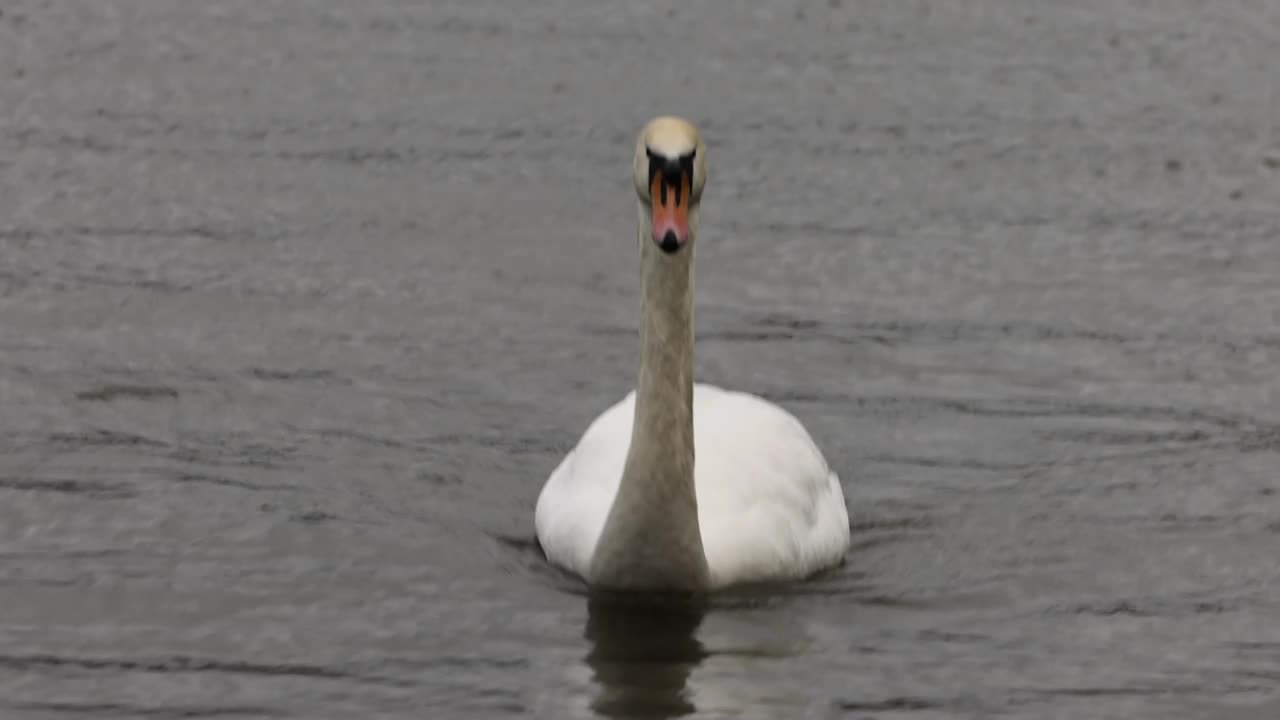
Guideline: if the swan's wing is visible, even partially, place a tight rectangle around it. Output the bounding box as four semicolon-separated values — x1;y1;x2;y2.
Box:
691;384;851;588
534;392;635;579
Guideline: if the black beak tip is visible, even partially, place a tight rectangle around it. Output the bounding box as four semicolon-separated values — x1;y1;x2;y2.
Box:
659;231;682;254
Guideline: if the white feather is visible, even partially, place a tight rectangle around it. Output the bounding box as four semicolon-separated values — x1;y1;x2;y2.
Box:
535;383;850;589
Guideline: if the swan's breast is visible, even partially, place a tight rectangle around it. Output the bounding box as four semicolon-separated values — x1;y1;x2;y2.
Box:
535;385;850;588
688;385;850;588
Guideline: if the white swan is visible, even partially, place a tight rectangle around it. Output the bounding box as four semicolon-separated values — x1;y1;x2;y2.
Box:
535;116;850;591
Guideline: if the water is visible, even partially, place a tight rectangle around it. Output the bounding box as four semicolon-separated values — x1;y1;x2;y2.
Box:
2;1;1279;718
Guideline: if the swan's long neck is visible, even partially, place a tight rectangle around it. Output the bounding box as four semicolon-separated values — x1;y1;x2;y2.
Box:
588;205;709;590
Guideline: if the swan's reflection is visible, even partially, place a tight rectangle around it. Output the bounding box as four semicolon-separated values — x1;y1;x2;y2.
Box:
583;592;708;719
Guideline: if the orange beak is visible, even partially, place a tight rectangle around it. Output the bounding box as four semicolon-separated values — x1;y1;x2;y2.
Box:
650;171;690;254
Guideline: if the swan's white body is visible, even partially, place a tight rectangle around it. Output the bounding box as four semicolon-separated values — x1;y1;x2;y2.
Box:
536;384;850;589
534;116;850;591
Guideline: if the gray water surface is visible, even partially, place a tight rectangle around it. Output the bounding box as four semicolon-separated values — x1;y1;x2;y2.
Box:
3;1;1280;718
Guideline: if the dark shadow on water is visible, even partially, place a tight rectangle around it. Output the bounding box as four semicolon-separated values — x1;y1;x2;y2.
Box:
584;592;708;719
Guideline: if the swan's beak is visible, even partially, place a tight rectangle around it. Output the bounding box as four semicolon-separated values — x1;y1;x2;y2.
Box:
650;170;691;255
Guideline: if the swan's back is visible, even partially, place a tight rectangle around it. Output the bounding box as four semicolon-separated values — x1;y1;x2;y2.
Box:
535;384;850;589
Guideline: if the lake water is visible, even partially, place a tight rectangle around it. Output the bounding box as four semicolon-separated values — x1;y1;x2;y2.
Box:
2;1;1279;718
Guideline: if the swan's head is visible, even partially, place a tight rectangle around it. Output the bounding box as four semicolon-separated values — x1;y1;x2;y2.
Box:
633;116;706;255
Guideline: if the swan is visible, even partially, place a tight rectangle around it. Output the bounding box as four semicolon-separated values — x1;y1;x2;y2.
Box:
534;116;850;591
